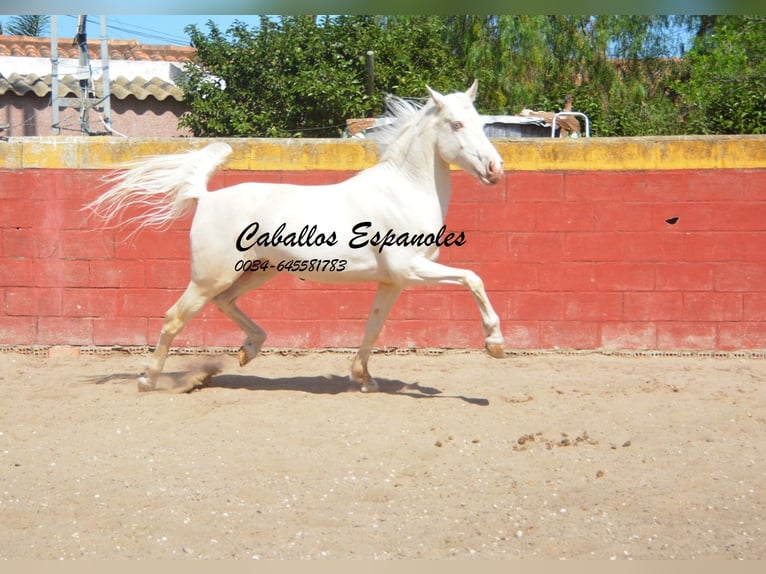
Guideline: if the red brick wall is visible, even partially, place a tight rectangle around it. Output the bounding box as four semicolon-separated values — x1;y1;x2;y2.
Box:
1;165;765;351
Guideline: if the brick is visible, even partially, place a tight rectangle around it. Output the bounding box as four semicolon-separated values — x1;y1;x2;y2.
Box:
118;289;182;318
594;202;654;231
656;263;714;292
281;290;339;320
684;171;745;201
90;259;146;288
2;228;59;258
684;232;765;262
623;171;687;202
709;202;766;231
539;263;598;292
744;171;766;200
480;261;538;291
146;259;191;289
60;229;114;259
564;292;623;321
317;320;368;348
201;318;247;347
563;233;623;261
377;319;429;348
714;263;766;292
509;292;565;320
37;317;93;345
536;202;593;231
0;316;37;343
391;290;451;320
426;319;486;348
0;170;55;199
683;292;742;321
718;322;766;350
114;230;190;260
62;288;119;318
446;203;480;231
656;322;716;349
624;292;683;321
93;317;148;346
600;322;657;349
539;321;599;349
451;172;506;203
475;202;534;232
744;294;766;321
34;200;71;230
259;319;321;348
32;260;90;288
236;289;287;321
447;231;506;263
508;233;563;263
651;202;712;231
507;171;564;202
623;232;685;262
594;262;655;291
55;169;102;199
502;322;539;349
0;199;39;228
5;287;63;316
0;259;33;286
565;171;634;201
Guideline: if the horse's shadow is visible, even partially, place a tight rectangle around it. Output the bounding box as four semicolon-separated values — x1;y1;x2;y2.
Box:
90;370;489;405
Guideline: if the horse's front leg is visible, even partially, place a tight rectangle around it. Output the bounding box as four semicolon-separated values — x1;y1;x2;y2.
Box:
407;258;504;358
351;283;402;392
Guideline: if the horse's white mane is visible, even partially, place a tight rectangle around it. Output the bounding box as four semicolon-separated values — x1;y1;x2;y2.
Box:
367;94;432;155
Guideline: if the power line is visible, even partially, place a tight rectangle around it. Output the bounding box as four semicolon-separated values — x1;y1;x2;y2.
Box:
59;14;191;46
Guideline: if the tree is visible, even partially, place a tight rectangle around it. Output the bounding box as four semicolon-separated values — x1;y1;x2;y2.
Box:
5;15;50;36
179;15;462;137
673;15;766;134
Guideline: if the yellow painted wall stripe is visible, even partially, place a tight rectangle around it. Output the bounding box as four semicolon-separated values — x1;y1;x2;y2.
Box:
1;135;765;172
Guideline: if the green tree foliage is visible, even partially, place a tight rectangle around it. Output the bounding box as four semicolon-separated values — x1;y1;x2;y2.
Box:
5;15;50;36
178;15;764;137
179;15;462;137
673;16;766;134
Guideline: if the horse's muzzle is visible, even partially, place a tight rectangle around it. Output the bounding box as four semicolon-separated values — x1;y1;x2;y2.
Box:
483;160;504;185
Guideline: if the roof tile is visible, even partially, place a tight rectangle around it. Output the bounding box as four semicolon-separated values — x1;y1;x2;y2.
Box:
0;34;195;63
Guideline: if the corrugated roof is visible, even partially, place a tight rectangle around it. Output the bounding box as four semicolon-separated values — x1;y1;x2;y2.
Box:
0;72;184;101
0;34;193;102
0;34;195;63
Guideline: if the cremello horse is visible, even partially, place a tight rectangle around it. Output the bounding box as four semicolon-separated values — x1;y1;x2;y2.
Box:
87;81;505;392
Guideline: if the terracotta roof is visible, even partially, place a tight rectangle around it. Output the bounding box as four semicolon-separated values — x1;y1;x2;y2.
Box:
0;71;184;101
0;34;195;63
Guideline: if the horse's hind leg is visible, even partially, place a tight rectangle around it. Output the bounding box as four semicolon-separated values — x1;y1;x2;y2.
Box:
139;282;210;392
212;269;279;367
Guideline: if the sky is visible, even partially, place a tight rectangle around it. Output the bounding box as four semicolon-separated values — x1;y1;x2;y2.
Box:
0;15;263;46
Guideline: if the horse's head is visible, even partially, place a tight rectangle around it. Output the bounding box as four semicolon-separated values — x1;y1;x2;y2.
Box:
427;80;504;186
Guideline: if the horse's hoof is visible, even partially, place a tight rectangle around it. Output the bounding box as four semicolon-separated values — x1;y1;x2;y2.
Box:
360;379;379;393
486;343;505;359
137;374;154;392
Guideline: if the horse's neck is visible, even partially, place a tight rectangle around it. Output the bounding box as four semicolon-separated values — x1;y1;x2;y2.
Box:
381;125;452;220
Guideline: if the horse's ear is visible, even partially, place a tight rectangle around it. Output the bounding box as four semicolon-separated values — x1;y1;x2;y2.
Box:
426;85;446;109
466;79;479;101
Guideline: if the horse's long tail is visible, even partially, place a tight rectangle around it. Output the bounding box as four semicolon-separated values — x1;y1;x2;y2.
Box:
84;142;232;234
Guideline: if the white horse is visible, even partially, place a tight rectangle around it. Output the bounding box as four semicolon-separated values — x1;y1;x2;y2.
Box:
87;80;505;393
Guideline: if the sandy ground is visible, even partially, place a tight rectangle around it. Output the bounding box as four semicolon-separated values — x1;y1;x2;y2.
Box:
0;347;763;560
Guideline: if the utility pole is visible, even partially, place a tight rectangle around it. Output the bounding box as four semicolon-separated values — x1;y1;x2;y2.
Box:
50;15;112;135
